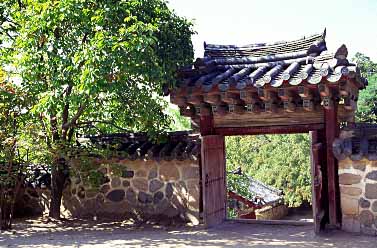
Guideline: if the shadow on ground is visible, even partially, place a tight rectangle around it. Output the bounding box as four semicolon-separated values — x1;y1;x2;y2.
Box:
0;219;375;248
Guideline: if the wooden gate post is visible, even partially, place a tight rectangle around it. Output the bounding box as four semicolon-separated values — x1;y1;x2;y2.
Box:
324;103;341;227
201;135;226;227
310;130;328;233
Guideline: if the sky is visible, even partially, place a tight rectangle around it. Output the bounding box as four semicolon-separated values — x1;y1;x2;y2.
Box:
167;0;377;61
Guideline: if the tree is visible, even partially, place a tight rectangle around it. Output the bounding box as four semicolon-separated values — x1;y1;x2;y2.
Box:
353;53;377;123
0;69;34;230
2;0;194;218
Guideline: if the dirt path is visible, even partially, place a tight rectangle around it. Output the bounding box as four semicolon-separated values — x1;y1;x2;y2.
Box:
0;220;375;248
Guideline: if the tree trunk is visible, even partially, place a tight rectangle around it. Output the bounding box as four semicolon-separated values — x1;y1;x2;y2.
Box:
49;159;68;219
0;190;13;230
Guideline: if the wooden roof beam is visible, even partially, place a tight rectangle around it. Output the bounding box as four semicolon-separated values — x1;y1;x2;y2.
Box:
211;105;227;116
203;93;221;105
220;91;242;104
228;104;246;115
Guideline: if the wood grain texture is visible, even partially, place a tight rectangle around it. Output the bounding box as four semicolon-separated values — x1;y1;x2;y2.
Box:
201;135;226;227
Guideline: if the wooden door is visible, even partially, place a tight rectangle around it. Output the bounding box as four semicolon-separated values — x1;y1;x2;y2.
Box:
310;131;327;233
201;135;226;227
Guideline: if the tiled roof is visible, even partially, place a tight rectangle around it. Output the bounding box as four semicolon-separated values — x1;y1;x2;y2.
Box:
333;124;377;161
176;30;366;92
82;131;201;161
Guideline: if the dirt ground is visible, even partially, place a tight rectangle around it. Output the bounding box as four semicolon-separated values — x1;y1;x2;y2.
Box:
0;218;376;248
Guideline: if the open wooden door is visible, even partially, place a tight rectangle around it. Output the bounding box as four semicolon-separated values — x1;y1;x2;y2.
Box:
310;131;327;233
201;135;226;227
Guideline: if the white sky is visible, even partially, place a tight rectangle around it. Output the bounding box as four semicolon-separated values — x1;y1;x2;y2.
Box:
167;0;377;61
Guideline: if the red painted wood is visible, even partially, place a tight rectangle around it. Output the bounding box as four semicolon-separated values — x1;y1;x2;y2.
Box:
215;124;324;136
324;104;341;227
228;191;261;209
228;191;262;220
310;131;326;233
201;135;226;227
200;115;214;135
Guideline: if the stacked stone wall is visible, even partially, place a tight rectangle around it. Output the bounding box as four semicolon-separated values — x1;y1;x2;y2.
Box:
339;158;377;235
61;158;200;224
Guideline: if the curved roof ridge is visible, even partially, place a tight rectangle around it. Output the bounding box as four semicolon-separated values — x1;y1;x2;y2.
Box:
204;29;327;58
204;30;326;50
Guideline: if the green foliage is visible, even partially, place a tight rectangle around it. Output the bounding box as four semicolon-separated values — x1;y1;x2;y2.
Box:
166;105;191;131
226;134;311;207
227;172;254;218
2;0;195;143
1;0;195;217
353;53;377;123
0;68;37;230
227;172;254;200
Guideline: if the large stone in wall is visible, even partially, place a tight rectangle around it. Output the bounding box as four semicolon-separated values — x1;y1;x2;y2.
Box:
122;170;134;178
159;163;180;181
365;184;377;199
132;178;148;192
359;198;371;208
359;210;374;227
342;215;360;233
122;180;130;187
153;191;164;204
339;173;362;185
165;183;174;199
126;188;137;205
106;189;125;202
340;186;362;196
148;169;158;179
111;177;121;188
372;201;377;212
100;184;110;194
366;171;377;181
138;191;153;204
135;169;147;178
149;179;164;193
352;161;366;171
181;166;199;180
339;160;351;170
341;196;359;215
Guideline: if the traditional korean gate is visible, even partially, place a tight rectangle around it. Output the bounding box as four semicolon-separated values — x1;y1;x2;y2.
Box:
201;135;226;227
310;131;328;233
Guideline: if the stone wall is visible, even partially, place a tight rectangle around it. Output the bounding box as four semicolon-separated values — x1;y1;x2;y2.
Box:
62;158;201;224
338;158;377;235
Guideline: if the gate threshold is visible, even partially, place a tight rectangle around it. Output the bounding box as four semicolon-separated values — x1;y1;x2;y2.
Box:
227;218;314;226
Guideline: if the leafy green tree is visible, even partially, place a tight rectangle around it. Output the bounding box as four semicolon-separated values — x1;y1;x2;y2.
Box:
2;0;194;218
353;53;377;123
0;69;37;230
226;134;311;207
166;105;191;131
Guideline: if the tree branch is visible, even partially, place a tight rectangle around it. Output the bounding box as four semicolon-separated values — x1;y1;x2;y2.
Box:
61;85;73;140
76;120;130;132
62;103;86;130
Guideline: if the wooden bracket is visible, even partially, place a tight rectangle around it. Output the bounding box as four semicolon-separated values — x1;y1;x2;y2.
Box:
322;96;333;109
221;92;241;104
298;86;312;98
203;94;221;105
258;88;278;101
264;101;277;113
179;105;195;117
318;84;331;97
186;95;203;105
246;103;261;114
303;99;314;111
283;100;296;112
